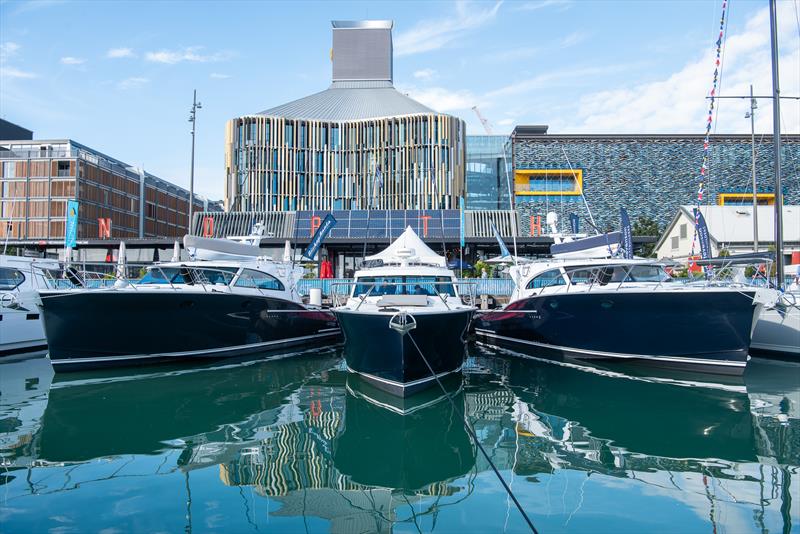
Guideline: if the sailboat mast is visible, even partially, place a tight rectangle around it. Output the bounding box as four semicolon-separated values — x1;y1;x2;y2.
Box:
769;0;784;290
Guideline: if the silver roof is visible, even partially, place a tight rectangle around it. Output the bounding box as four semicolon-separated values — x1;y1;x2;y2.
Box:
257;81;438;121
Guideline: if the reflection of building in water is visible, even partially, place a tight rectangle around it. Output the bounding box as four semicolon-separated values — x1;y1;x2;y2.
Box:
0;358;53;465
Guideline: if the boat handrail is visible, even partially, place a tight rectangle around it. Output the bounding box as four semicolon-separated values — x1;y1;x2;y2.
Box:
330;280;477;311
522;258;777;296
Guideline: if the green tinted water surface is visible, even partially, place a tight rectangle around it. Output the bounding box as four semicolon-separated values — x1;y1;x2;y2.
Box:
1;346;798;533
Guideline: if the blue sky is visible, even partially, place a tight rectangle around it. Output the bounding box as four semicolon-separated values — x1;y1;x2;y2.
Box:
1;0;798;200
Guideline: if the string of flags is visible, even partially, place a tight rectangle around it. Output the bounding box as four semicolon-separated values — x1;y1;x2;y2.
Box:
693;0;728;256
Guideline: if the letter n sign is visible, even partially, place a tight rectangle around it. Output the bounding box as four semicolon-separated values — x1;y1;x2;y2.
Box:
202;217;214;237
98;218;112;238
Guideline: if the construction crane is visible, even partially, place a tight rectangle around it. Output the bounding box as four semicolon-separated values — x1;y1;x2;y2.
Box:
471;106;493;135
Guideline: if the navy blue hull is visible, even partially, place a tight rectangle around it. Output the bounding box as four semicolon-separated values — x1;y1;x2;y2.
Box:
39;291;340;371
335;308;472;396
474;289;758;375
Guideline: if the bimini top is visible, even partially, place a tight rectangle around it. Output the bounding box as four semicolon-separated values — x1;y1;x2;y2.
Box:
366;226;447;267
258;81;437;122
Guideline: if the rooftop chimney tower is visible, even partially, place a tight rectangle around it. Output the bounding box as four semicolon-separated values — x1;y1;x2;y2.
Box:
331;20;393;84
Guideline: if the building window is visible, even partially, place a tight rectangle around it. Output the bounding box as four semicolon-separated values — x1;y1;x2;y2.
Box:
56;160;71;177
680;224;687;239
514;169;582;196
2;161;15;178
671;236;679;250
147;202;155;218
717;192;775;206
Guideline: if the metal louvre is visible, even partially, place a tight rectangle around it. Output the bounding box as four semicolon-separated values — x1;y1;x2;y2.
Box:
465;210;519;238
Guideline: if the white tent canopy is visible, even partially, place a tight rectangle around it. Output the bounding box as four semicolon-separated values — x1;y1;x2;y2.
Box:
366;226;446;267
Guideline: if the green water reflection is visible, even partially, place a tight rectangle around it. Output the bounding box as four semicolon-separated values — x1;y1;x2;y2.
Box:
0;347;798;533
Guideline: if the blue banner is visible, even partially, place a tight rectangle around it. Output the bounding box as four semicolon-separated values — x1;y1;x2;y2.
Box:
302;213;337;260
459;196;465;248
694;208;711;260
620;207;633;259
569;213;580;235
490;221;511;257
65;199;79;248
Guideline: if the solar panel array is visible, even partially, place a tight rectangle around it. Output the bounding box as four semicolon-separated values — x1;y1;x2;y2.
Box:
294;210;462;240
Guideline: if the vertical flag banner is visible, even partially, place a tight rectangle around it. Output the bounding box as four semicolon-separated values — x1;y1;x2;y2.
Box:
303;214;337;260
693;208;711;260
620;207;633;259
65;199;79;248
569;213;580;235
490;221;511;257
459;196;465;248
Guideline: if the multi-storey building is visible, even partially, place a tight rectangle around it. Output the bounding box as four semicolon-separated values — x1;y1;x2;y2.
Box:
224;20;466;212
510;126;800;234
0;139;219;244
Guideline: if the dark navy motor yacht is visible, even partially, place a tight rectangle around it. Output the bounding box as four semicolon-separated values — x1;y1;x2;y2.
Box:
474;257;777;375
334;227;474;396
35;235;339;371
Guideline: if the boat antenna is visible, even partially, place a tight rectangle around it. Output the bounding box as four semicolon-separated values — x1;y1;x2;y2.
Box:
560;144;598;231
769;0;785;290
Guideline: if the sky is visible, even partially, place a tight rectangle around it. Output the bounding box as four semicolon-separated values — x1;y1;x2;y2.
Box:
1;0;799;201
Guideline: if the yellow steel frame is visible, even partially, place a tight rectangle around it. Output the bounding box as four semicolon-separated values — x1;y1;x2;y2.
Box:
717;192;775;205
514;169;583;196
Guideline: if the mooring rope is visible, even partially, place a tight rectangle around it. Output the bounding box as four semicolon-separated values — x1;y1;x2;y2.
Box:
405;330;539;533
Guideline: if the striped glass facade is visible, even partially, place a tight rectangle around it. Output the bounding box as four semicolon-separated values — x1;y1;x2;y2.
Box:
225;113;466;212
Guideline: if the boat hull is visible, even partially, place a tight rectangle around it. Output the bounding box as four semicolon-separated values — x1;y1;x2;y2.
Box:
335;308;472;396
474;289;759;375
38;290;340;371
0;308;47;357
750;298;800;359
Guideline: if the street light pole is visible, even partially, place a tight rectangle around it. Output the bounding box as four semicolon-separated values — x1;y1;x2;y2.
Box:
188;90;202;234
744;84;758;252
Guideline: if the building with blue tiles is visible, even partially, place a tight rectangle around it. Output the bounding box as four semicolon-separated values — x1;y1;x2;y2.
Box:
510;125;800;236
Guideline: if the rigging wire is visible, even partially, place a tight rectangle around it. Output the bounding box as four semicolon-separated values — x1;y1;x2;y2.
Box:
406;332;538;533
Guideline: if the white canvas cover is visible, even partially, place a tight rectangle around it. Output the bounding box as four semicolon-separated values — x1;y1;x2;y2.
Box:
365;226;446;267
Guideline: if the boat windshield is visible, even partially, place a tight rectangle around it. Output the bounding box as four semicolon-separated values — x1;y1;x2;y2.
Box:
353;276;456;297
138;268;186;285
565;264;671;285
138;267;238;286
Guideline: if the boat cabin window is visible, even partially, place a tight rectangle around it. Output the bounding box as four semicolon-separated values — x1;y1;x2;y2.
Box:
0;267;25;290
526;269;566;289
194;267;238;286
353;276;456;297
235;269;285;291
626;265;671;282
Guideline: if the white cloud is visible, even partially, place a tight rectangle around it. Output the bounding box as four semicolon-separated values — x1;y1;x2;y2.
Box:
1;66;37;79
399;85;479;113
562;4;800;134
481;46;540;63
413;68;437;80
1;42;21;61
395;1;502;56
117;76;149;89
486;64;633;99
145;46;230;64
497;118;515;126
107;47;135;59
60;56;86;65
513;0;571;12
210;72;231;79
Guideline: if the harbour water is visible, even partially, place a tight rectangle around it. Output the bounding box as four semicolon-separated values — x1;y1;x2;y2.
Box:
1;346;797;533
